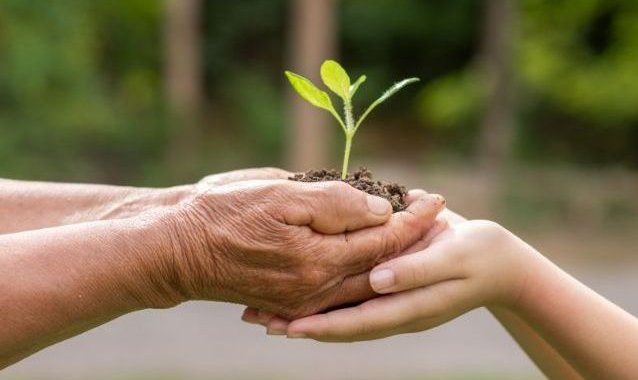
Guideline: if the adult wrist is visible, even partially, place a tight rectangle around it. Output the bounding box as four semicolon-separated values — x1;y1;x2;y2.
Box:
118;210;195;310
129;192;233;308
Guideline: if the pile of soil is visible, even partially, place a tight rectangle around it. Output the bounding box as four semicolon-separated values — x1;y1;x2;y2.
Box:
289;167;408;212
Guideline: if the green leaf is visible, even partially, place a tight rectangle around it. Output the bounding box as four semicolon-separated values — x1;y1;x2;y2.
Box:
376;77;420;104
349;75;367;97
285;70;346;131
285;71;336;112
355;77;420;131
320;60;351;100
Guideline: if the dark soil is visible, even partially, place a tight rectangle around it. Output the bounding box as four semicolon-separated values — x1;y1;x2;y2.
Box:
289;167;408;212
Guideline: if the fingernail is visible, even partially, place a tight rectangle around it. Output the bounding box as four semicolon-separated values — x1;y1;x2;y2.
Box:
367;195;391;215
241;311;260;324
432;194;446;207
287;332;307;339
370;269;395;292
267;327;286;336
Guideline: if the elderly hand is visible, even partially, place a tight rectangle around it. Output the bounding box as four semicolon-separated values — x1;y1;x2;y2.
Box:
143;180;445;319
241;190;534;338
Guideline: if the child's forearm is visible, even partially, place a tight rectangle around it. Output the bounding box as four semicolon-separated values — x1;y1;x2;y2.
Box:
438;208;582;377
512;252;638;379
489;306;583;380
437;209;583;378
0;179;189;234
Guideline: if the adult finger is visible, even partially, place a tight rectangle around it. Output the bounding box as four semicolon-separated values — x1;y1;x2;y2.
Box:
256;309;277;324
241;307;261;325
402;217;449;255
406;189;467;226
243;309;290;332
282;181;393;234
327;193;446;272
321;272;377;311
370;242;465;294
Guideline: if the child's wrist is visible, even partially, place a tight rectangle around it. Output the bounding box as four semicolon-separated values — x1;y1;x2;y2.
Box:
477;224;545;310
497;234;551;312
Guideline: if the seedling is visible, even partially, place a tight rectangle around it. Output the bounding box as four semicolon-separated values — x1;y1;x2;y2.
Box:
285;60;419;179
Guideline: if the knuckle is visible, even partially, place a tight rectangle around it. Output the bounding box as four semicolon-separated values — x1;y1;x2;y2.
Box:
382;229;404;258
399;212;421;234
410;198;439;221
406;215;424;235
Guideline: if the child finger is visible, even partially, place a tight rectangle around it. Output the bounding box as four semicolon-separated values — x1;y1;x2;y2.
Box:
370;244;464;294
286;292;417;341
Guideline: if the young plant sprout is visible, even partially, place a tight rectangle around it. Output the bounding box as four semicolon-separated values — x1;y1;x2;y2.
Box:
285;60;419;179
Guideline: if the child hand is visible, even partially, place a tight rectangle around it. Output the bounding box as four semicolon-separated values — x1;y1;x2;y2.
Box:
275;220;541;341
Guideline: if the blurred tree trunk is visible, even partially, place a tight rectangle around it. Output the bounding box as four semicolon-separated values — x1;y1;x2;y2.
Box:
163;0;203;180
478;0;517;176
286;0;337;171
476;0;517;216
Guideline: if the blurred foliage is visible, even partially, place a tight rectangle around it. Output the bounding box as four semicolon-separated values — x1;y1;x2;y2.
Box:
199;0;287;172
421;0;638;166
0;0;166;183
1;0;637;185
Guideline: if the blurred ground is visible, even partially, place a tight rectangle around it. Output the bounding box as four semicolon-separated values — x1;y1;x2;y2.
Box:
2;162;637;380
4;265;638;380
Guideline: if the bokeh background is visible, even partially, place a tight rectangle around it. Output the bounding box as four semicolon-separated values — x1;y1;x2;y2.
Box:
1;0;637;379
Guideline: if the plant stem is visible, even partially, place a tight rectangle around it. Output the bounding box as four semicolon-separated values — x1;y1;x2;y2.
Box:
341;97;355;179
341;132;353;180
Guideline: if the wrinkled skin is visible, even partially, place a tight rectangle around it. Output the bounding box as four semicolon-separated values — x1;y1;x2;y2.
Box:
153;179;445;319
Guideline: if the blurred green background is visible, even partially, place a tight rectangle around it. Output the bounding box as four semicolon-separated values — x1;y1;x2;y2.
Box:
3;0;638;183
1;0;637;379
